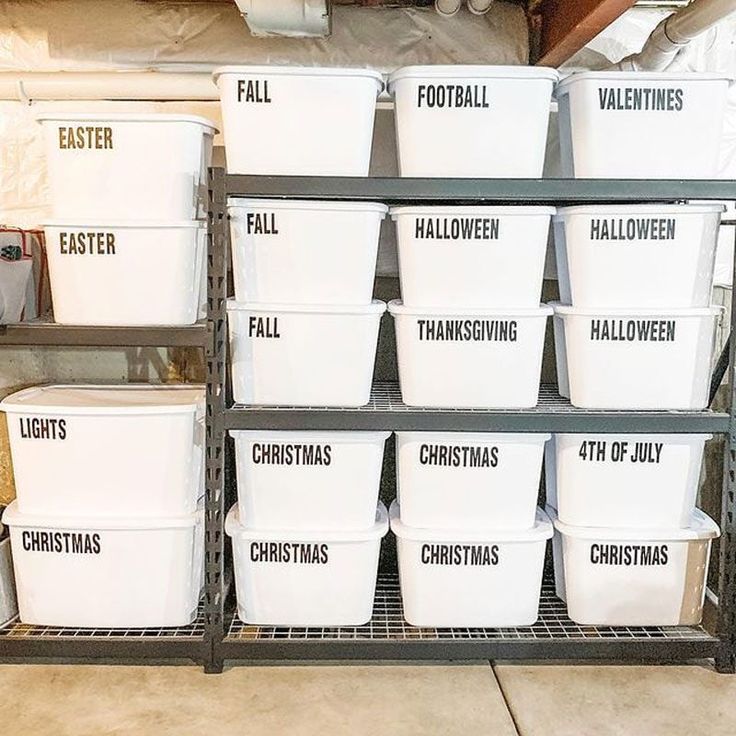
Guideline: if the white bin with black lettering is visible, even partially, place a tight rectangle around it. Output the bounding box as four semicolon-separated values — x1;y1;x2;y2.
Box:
227;502;388;626
554;204;724;308
552;304;720;410
227;300;385;407
392;206;554;308
231;430;391;530
44;221;206;326
38;113;216;220
3;501;204;628
388;66;558;177
396;432;549;531
0;385;204;517
389;300;551;408
547;433;710;529
228;198;387;305
214;66;383;175
547;506;720;626
391;502;552;627
556;72;729;178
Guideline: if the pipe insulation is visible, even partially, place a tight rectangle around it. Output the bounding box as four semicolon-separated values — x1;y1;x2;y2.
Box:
613;0;736;71
0;72;218;102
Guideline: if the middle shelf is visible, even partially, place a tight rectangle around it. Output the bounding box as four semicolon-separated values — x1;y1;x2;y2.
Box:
225;381;730;433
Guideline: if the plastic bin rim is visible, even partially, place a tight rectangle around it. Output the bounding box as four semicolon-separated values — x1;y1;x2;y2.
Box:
1;500;202;531
388;299;553;318
226;502;389;541
396;430;551;443
0;384;204;416
551;303;722;318
389;501;553;542
556;71;732;93
549;505;720;541
213;65;384;90
36;112;218;133
388;65;559;88
554;203;726;218
228;198;388;215
390;205;556;218
44;219;207;230
229;429;392;442
227;298;387;315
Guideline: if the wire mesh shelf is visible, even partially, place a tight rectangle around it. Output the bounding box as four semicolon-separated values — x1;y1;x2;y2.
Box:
0;601;207;640
226;574;713;644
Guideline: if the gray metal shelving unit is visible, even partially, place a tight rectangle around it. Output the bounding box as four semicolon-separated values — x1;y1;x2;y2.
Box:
0;322;211;667
207;169;736;673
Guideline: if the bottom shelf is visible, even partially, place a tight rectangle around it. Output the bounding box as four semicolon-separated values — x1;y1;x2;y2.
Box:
0;602;208;663
219;574;720;663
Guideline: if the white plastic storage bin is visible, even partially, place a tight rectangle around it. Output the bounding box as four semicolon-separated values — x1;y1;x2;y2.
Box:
227;502;388;626
554;204;724;308
227;299;385;407
44;221;205;326
392;206;554;308
391;502;552;627
214;66;383;175
547;433;710;529
38;113;216;220
231;430;391;531
388;66;558;177
3;501;204;628
389;300;552;408
556;72;730;178
548;506;719;626
396;432;549;531
552;304;720;410
228;198;387;305
1;385;204;517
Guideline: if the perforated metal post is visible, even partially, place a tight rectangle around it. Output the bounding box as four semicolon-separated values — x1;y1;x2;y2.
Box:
204;167;228;673
716;223;736;674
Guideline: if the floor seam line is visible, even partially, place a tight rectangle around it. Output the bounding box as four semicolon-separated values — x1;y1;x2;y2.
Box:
490;663;523;736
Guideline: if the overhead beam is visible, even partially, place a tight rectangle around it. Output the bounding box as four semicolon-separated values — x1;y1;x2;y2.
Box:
533;0;637;67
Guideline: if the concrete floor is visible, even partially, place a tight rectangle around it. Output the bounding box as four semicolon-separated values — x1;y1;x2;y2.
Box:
0;663;735;735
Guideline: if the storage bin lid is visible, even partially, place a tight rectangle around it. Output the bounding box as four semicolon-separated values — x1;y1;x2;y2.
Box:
2;500;201;530
390;501;553;542
388;300;553;317
1;385;204;416
556;71;731;96
36;112;218;133
551;303;722;318
229;430;392;443
44;220;207;229
213;65;384;90
390;205;555;218
226;502;389;541
554;203;726;218
388;65;559;88
227;198;388;215
551;506;720;542
396;431;551;443
227;298;387;316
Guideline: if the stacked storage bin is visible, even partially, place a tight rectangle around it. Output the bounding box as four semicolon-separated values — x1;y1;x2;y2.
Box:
0;112;216;628
39;113;216;326
387;66;558;626
216;66;390;625
1;385;205;628
549;71;729;626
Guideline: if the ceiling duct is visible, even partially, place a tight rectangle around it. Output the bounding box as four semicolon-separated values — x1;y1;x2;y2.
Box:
235;0;331;38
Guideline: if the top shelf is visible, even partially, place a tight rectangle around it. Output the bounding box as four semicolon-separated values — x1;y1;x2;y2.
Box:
222;176;736;205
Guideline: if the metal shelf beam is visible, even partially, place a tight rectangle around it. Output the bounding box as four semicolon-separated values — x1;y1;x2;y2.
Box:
0;321;208;348
224;176;736;204
226;383;729;434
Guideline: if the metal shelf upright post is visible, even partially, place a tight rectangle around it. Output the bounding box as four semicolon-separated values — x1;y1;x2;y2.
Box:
208;171;736;673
